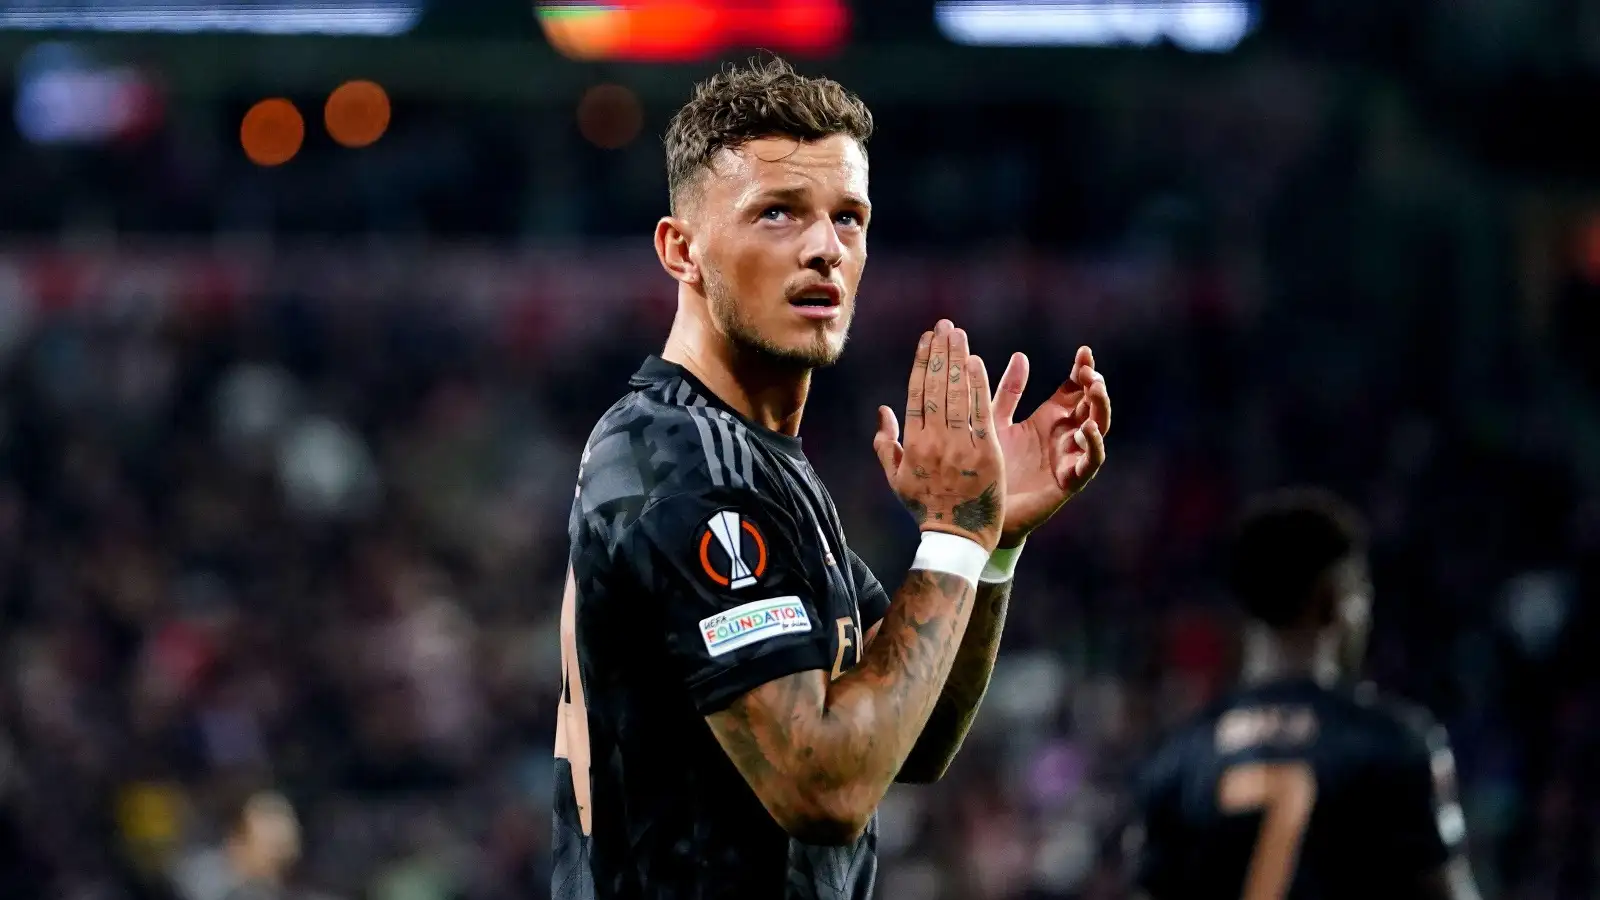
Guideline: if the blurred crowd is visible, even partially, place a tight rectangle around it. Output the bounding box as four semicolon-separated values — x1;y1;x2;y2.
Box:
2;20;1600;899
0;226;1596;900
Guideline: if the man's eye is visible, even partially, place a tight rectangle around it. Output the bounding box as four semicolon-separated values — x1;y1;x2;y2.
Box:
761;206;790;221
835;212;862;227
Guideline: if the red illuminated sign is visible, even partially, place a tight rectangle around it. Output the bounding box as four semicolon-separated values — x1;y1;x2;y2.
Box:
536;1;849;62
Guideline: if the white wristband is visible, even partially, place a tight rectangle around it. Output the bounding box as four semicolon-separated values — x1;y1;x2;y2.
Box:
981;539;1025;585
910;532;990;588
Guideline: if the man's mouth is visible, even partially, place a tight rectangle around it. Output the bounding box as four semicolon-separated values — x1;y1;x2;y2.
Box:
789;285;842;308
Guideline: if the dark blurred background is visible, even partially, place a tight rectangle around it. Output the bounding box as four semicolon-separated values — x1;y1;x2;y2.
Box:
0;1;1598;898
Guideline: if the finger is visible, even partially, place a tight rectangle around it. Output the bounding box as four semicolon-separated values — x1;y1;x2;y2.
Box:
873;406;903;480
1086;377;1111;436
1064;346;1086;385
1072;419;1106;482
969;355;997;444
945;328;971;433
905;331;932;430
992;351;1029;427
1054;364;1094;408
1051;427;1075;481
924;326;950;427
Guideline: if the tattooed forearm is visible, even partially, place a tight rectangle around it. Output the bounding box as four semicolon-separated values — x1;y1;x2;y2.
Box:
898;577;1013;783
704;569;978;844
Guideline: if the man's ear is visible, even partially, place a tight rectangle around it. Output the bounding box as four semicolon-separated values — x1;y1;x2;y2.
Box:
655;216;698;286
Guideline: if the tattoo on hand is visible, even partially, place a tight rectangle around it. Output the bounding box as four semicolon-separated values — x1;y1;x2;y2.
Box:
913;466;931;479
925;400;939;416
974;428;986;439
929;357;945;374
904;497;929;525
951;482;1000;533
949;365;961;383
960;469;978;477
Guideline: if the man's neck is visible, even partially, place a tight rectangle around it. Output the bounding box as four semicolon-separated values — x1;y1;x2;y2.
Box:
661;302;810;436
1240;624;1342;688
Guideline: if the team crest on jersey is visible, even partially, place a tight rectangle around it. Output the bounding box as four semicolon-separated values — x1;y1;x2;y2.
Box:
695;509;768;590
699;596;812;657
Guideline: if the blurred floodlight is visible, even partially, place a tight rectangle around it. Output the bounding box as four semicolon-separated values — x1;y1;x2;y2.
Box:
325;79;391;148
0;1;423;36
536;1;848;62
935;0;1257;52
241;97;304;166
577;83;643;150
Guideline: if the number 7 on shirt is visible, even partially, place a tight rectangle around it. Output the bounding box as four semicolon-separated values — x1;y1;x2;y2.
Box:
1218;762;1318;900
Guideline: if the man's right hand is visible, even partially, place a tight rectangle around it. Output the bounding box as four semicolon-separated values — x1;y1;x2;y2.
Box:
873;319;1006;552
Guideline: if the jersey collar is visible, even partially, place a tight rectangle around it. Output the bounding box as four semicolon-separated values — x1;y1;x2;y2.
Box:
632;356;806;458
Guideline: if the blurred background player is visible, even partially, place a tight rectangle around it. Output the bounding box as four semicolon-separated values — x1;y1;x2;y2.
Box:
1131;489;1479;900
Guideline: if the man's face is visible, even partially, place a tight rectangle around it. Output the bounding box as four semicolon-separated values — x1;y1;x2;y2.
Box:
688;134;870;368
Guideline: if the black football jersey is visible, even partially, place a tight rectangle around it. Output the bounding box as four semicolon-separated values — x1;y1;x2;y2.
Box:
552;357;891;900
1132;678;1465;900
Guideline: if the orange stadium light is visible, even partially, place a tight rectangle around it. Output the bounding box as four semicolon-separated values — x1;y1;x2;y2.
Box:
536;1;849;62
240;98;304;166
578;84;644;149
325;79;391;148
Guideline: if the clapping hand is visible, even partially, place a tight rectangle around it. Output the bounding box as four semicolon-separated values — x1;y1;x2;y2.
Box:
985;344;1110;547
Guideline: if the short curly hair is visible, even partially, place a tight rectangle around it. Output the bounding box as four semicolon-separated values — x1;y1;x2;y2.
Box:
664;56;874;211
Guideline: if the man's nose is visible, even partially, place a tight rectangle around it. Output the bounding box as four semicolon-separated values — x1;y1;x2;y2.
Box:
801;219;844;272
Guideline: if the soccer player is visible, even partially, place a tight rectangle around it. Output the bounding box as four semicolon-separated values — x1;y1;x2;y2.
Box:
551;58;1111;899
1131;489;1480;900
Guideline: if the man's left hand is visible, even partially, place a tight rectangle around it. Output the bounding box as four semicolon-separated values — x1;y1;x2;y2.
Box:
989;345;1110;547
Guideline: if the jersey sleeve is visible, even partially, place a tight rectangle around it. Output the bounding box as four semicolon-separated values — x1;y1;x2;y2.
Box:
846;547;891;632
627;486;832;715
1372;719;1464;874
